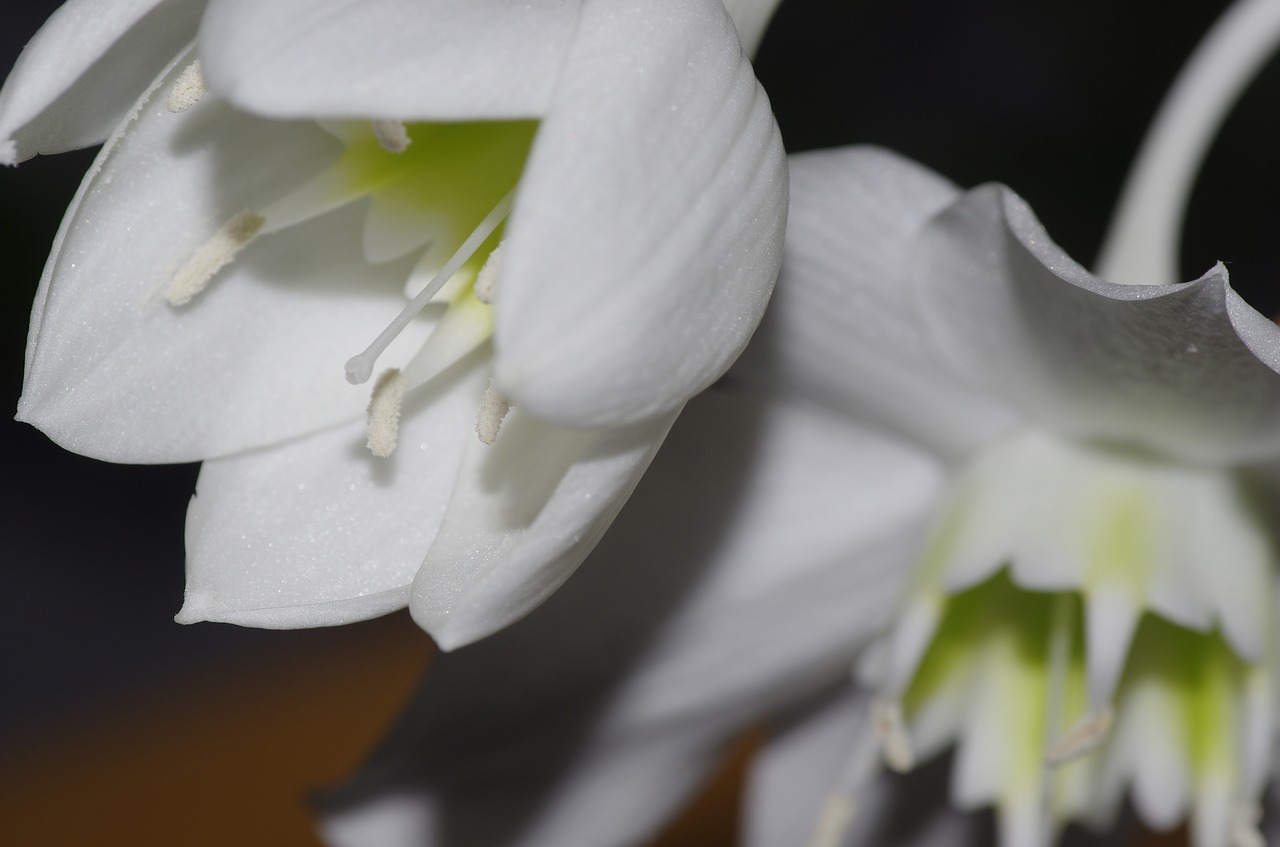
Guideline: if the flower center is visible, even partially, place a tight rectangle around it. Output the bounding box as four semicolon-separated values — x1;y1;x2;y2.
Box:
818;431;1275;847
164;118;538;453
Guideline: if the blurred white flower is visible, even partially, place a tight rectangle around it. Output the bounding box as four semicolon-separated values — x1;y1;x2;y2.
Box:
4;0;787;647
317;1;1280;844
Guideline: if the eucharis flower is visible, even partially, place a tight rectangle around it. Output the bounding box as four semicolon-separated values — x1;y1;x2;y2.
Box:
317;1;1280;845
4;0;788;647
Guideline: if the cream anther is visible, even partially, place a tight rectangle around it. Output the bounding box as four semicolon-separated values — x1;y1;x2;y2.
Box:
166;210;265;306
372;120;412;153
1045;707;1114;766
1230;802;1265;847
476;381;511;445
345;189;515;385
872;699;914;773
806;794;858;847
366;369;404;457
167;60;206;113
475;241;504;304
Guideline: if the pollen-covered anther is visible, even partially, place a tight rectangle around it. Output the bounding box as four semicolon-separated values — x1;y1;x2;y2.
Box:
166;210;266;306
476;381;511;445
1045;707;1114;767
365;368;404;458
1230;802;1265;847
474;242;505;304
871;698;914;773
372;120;412;153
166;60;206;113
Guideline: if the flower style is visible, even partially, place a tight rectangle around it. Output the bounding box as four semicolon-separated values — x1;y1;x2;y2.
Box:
4;0;788;646
316;2;1280;845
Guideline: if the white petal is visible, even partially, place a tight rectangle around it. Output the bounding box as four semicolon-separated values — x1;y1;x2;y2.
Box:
198;0;581;121
17;53;436;462
419;385;940;718
596;392;942;732
176;360;487;628
1084;588;1142;709
324;386;940;844
910;183;1280;464
1185;474;1273;663
411;406;680;650
493;0;787;426
736;146;1019;461
720;0;783;55
0;0;205;163
744;688;868;847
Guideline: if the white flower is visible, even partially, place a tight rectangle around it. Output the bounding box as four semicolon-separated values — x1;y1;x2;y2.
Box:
5;0;787;647
316;2;1280;844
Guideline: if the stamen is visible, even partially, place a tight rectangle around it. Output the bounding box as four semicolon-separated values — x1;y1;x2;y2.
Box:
166;210;266;306
372;120;412;153
871;698;914;773
806;794;858;847
1230;802;1265;847
475;381;511;445
474;241;505;304
166;60;206;113
365;368;404;458
1044;707;1114;766
345;189;515;385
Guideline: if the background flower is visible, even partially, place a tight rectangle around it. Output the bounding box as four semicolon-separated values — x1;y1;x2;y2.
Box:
4;0;1280;844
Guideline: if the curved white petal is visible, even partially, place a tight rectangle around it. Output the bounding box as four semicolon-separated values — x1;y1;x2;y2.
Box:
736;146;1020;461
910;183;1280;464
0;0;205;163
721;0;783;56
322;386;940;844
17;52;435;462
424;384;941;729
176;360;487;628
198;0;580;121
494;0;787;426
411;406;680;650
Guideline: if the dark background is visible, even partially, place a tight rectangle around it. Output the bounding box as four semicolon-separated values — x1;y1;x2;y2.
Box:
1;0;1275;816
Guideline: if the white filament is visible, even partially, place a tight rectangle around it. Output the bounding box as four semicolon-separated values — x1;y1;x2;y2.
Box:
167;60;205;113
1230;802;1265;847
871;698;914;773
366;368;404;458
166;210;265;306
345;190;515;385
1045;707;1114;766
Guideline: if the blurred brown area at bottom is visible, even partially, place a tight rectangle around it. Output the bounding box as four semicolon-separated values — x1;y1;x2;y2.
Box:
0;611;1185;846
0;611;746;846
0;612;433;846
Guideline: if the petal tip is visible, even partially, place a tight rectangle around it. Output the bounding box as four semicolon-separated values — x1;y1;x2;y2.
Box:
0;139;17;166
174;589;213;625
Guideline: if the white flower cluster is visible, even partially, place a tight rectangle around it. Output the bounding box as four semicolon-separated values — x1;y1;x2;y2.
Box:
7;1;1280;846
